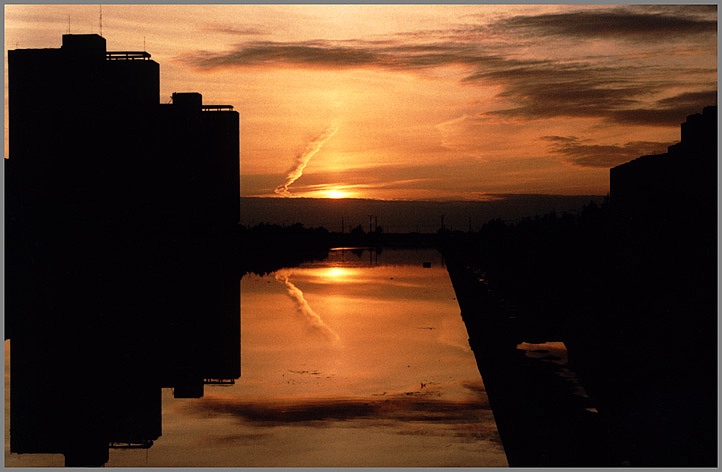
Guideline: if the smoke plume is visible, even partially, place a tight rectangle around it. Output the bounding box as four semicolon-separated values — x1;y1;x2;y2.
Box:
274;125;339;197
274;272;340;342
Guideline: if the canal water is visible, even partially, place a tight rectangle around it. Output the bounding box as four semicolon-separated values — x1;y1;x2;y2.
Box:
5;248;507;467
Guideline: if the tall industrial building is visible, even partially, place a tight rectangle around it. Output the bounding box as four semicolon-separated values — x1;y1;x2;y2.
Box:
6;34;240;466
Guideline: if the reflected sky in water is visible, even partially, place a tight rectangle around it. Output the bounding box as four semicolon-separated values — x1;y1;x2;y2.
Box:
5;248;507;467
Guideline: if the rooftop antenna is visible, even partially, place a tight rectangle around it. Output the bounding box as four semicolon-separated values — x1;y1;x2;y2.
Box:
67;15;71;34
99;5;103;37
144;36;146;51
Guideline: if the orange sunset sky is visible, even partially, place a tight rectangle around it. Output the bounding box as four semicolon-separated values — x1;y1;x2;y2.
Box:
3;4;717;200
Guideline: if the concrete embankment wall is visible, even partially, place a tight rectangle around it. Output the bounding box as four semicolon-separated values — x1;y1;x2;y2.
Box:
444;253;616;467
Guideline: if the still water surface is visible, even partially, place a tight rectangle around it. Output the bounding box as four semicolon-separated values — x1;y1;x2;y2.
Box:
5;248;507;467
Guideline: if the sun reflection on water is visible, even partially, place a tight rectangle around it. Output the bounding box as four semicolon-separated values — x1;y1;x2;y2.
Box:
318;267;356;282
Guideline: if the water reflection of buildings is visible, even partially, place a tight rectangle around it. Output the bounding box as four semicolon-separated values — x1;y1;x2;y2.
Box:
6;34;240;466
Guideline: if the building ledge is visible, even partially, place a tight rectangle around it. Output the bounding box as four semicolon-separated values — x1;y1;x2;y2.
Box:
106;51;151;61
202;105;234;111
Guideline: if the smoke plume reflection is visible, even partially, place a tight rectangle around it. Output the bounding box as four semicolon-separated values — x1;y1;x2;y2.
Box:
274;271;340;342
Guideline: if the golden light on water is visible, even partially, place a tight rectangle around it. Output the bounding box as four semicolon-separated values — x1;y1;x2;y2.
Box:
315;267;361;284
4;249;507;467
322;267;352;279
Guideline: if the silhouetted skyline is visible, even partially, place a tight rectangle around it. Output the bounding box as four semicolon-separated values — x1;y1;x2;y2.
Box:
4;4;717;199
3;8;718;468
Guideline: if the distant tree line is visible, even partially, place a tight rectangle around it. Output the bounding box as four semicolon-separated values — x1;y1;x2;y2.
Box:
238;221;441;275
473;199;610;336
238;223;332;275
438;199;610;341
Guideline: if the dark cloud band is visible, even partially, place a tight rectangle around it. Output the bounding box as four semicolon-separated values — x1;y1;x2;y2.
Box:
495;8;717;40
542;136;676;168
180;6;716;130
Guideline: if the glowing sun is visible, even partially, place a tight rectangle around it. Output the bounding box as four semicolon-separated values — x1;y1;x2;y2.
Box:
325;189;349;199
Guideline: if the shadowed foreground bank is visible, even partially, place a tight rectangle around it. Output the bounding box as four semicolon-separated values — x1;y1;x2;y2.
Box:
444;254;614;467
444;230;715;467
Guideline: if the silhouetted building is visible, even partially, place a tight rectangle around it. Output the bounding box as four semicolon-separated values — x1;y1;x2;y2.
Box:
607;105;717;332
6;34;240;465
610;105;717;231
602;105;717;466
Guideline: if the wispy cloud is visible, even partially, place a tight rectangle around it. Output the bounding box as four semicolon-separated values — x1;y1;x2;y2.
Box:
183;6;716;70
492;6;717;40
465;59;650;120
203;24;270;36
184;40;388;69
178;3;715;177
472;67;717;127
181;6;715;129
607;90;718;126
542;136;675;168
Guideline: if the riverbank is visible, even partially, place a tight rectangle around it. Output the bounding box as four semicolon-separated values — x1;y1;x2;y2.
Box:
444;254;617;467
441;192;716;467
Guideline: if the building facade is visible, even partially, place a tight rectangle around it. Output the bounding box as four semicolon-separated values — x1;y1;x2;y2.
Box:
6;34;240;466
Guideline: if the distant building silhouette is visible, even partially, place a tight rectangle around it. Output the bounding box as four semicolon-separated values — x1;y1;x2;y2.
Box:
6;34;240;466
603;105;717;466
610;105;717;230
